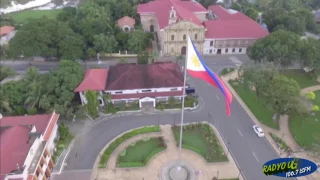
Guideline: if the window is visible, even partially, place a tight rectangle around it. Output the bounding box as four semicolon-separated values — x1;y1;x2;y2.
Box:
183;34;186;40
194;34;198;40
115;91;122;94
170;88;178;91
210;41;213;46
142;89;152;92
239;48;242;53
225;49;228;53
209;49;212;53
99;99;103;105
171;35;174;41
232;48;235;52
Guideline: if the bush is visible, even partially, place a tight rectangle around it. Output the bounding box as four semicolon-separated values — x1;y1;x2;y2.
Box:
130;142;136;146
120;149;126;156
117;162;145;167
98;126;161;168
220;67;235;76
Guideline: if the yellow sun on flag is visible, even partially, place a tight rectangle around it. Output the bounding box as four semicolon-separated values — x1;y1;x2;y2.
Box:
191;54;201;67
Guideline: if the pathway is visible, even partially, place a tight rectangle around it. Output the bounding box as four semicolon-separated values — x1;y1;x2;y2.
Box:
221;71;320;180
94;125;242;180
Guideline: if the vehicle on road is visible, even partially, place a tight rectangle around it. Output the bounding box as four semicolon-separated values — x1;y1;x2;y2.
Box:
186;87;195;94
253;125;264;137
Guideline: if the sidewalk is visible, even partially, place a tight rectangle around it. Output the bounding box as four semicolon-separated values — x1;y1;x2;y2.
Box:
221;70;320;180
94;125;242;180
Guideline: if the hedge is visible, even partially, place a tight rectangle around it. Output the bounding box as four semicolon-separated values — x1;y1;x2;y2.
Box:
98;126;160;168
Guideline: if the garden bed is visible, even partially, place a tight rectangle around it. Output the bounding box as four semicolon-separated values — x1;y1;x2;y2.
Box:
269;132;291;152
117;137;167;167
99;126;161;168
52;124;74;163
104;103;140;114
219;67;235;76
156;96;198;110
172;123;228;162
229;79;279;129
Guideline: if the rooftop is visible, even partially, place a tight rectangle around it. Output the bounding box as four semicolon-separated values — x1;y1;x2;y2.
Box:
0;26;15;36
74;69;108;92
208;5;251;20
117;16;136;27
112;90;183;99
106;62;184;90
137;0;207;29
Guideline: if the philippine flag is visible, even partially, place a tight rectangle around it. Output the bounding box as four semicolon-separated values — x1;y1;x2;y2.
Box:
186;36;233;116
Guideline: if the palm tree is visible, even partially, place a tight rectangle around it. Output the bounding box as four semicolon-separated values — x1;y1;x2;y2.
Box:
24;81;46;109
0;90;12;113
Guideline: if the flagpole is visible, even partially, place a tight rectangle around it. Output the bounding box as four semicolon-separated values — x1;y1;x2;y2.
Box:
178;35;189;161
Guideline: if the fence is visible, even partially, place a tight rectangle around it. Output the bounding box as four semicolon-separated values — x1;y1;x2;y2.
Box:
103;51;137;58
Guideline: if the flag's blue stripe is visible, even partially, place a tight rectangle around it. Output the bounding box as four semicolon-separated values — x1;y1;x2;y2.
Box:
190;40;231;105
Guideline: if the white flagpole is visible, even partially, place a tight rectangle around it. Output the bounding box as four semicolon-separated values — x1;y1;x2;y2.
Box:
178;35;189;160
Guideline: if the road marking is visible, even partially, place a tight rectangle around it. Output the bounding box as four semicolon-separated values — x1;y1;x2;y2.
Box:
252;152;260;163
216;95;220;100
237;129;243;137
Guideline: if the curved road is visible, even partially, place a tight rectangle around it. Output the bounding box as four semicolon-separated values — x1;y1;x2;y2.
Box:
64;76;291;180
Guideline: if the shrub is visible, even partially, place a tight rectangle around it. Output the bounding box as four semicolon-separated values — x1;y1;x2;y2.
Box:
120;149;126;156
130;142;136;146
312;105;319;112
98;126;160;168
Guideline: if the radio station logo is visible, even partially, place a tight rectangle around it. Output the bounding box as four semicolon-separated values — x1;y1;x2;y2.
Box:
262;158;317;178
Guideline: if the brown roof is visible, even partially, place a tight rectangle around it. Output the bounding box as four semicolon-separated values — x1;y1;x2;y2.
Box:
112;90;183;99
74;69;108;92
0;26;14;36
106;62;184;90
117;16;135;27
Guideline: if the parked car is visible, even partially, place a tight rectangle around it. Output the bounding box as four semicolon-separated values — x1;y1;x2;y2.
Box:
186;87;195;94
253;125;264;137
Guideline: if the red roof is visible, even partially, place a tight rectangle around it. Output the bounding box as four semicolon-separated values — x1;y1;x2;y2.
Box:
106;62;184;90
137;0;207;29
208;5;251;20
0;26;14;36
0;112;59;180
204;20;269;39
0;126;33;180
117;16;135;27
112;90;183;99
74;69;108;92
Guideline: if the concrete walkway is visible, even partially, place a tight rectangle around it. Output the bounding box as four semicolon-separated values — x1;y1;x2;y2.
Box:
95;125;242;180
221;71;320;180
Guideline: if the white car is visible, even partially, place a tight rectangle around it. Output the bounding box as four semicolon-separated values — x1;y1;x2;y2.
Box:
253;125;264;137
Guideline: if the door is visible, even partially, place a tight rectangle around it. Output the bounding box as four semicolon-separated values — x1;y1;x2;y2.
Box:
181;46;186;55
141;101;154;111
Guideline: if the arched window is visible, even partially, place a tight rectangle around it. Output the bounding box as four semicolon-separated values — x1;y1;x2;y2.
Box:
171;35;174;41
183;34;186;40
195;34;198;40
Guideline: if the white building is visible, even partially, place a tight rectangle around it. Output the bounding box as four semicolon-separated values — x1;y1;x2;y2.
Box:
0;112;60;180
74;62;186;109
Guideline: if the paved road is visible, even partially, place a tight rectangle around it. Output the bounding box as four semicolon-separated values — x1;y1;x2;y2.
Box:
62;55;294;180
0;54;250;72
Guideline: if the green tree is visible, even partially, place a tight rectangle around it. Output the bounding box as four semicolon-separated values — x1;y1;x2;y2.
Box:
168;97;176;108
149;51;159;63
0;81;26;115
85;90;99;118
0;66;16;81
269;0;303;10
295;8;317;32
197;0;218;8
299;38;320;78
93;33;118;54
103;93;112;104
0;89;12;113
247;30;302;67
114;0;134;20
57;7;77;22
115;31;130;50
127;30;149;53
244;8;259;21
137;51;149;64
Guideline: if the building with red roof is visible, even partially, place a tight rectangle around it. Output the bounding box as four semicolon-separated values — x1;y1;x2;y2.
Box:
0;112;60;180
117;16;136;32
137;0;269;56
0;26;16;45
74;62;185;109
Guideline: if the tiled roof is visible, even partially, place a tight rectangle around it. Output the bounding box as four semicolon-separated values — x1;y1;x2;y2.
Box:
112;91;183;99
106;62;184;90
0;126;33;180
137;0;207;29
208;5;251;20
74;69;108;92
204;20;269;39
0;26;14;36
117;16;135;27
0;112;59;180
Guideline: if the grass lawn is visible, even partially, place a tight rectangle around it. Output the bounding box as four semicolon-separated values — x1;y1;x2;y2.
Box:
289;90;320;151
229;80;279;129
117;137;166;167
172;123;228;162
8;9;62;24
280;69;319;89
